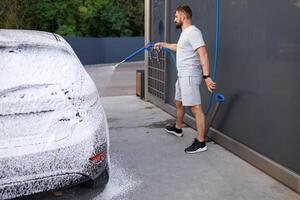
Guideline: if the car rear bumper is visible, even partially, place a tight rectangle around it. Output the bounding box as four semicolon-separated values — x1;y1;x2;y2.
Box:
0;135;108;199
0;158;108;200
1;173;85;199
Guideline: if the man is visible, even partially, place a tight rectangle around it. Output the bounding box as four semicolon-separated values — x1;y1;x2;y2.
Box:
154;5;216;153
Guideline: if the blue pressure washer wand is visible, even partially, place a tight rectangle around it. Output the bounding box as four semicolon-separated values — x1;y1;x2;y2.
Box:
113;42;155;70
113;42;176;70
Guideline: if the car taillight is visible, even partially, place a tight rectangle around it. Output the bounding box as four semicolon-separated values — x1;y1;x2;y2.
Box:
89;152;106;163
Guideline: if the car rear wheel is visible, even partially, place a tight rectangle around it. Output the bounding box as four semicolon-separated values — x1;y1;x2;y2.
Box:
84;166;109;189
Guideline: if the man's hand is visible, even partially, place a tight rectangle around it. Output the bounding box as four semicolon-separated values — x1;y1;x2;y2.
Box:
154;42;177;51
204;77;216;92
154;42;163;51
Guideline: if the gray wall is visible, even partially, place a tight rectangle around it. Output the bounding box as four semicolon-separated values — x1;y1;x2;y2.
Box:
65;37;144;65
150;0;300;175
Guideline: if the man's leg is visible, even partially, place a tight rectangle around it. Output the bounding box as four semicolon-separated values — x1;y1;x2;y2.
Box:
175;100;185;129
165;99;184;137
190;105;205;142
165;79;184;137
184;104;207;153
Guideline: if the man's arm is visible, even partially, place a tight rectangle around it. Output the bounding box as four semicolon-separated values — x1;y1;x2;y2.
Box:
197;46;210;75
197;46;216;92
154;42;177;51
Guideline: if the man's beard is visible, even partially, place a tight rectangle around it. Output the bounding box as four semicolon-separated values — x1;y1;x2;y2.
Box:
175;22;182;29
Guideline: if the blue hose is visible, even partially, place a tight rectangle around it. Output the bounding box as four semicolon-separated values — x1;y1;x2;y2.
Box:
161;48;177;64
205;0;220;115
117;42;176;65
122;46;147;62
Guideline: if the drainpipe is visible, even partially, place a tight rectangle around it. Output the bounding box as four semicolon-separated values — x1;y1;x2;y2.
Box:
144;0;151;101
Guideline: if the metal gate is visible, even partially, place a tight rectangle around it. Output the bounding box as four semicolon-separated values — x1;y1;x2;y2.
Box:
148;49;167;101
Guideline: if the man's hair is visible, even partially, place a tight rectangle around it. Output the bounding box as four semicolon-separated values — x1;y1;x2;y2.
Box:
176;5;192;19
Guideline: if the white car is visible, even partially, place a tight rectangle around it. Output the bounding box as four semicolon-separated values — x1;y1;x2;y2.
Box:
0;29;109;199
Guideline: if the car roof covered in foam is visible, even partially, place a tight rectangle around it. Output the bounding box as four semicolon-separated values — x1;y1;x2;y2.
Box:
0;29;75;55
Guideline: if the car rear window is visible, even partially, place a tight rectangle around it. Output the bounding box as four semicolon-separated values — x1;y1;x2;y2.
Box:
0;45;81;91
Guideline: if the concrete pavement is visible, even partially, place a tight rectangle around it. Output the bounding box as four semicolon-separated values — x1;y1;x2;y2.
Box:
100;95;300;200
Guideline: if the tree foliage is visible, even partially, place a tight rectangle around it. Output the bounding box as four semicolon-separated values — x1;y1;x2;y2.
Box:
0;0;144;37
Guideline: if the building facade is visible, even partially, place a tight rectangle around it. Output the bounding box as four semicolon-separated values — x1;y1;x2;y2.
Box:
144;0;300;193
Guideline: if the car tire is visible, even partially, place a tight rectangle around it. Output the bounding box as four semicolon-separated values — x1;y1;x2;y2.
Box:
84;166;109;189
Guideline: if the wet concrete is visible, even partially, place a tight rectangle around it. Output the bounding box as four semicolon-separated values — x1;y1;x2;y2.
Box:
14;63;300;200
99;96;300;200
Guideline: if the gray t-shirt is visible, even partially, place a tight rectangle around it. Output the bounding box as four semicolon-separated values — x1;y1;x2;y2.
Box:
176;25;205;77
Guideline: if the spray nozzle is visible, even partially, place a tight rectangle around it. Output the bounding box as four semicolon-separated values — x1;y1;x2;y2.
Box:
113;64;118;70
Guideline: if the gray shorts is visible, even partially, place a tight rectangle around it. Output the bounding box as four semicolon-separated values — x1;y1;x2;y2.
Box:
175;76;202;106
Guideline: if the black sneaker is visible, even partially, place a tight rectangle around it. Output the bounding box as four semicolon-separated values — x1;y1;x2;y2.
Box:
185;138;207;153
165;124;183;137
